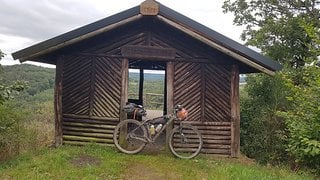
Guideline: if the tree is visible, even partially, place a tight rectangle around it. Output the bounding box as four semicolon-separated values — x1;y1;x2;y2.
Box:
0;50;25;104
223;0;320;67
223;0;320;171
0;50;4;73
278;21;320;172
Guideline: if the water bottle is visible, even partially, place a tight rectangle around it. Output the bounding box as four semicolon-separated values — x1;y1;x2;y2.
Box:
155;124;162;132
150;125;155;135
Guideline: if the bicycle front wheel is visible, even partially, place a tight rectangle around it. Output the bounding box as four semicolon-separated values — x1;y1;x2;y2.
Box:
113;119;147;154
169;124;203;159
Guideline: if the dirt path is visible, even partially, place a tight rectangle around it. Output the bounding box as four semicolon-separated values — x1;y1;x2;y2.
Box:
121;163;181;180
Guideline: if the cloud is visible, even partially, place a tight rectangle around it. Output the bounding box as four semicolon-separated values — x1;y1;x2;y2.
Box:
0;0;106;42
0;0;244;66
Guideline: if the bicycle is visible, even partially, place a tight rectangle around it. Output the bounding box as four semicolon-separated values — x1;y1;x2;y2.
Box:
113;103;203;159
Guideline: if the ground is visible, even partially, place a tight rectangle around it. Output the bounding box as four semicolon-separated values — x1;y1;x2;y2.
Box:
0;145;313;179
71;154;101;167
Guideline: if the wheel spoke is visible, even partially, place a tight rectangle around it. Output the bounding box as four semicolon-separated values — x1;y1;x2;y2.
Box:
113;119;147;154
169;125;203;159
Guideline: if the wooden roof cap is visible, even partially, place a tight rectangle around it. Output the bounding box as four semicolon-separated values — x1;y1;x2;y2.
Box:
140;0;159;15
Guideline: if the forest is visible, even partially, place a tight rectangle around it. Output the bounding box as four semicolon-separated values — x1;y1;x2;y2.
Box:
0;63;55;161
223;0;320;173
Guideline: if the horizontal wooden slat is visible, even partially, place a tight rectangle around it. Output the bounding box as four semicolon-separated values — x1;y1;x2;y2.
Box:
202;135;231;140
63;117;118;125
174;121;231;126
201;148;231;155
172;143;202;148
63;126;114;134
63;114;119;122
202;144;231;149
196;126;231;131
63;135;114;143
63;140;113;147
173;139;230;145
63;131;113;139
170;148;201;152
63;122;115;129
203;139;231;144
198;130;231;136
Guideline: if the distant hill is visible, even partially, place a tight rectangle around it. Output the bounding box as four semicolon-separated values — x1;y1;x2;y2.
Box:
0;64;245;97
129;72;165;81
0;64;55;96
130;72;246;83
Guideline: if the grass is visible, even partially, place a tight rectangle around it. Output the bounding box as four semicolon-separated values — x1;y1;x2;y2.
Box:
0;145;314;180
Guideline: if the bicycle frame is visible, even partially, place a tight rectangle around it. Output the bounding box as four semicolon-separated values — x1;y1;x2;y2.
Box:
114;104;203;159
128;114;177;143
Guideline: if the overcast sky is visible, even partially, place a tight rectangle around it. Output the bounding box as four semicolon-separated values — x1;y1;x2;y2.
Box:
0;0;244;67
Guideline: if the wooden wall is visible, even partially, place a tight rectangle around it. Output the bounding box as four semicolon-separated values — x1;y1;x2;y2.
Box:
60;56;122;146
172;62;233;156
54;18;239;156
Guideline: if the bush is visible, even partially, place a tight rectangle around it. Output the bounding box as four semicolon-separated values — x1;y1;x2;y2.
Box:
0;102;25;160
240;73;289;164
0;89;54;161
278;66;320;172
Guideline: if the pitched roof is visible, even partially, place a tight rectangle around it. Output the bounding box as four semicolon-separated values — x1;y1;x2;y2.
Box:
12;0;282;75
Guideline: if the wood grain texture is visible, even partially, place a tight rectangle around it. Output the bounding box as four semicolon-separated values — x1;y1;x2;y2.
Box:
230;65;240;157
173;122;231;155
204;64;231;122
54;57;64;146
62;116;117;145
173;62;202;122
92;57;122;118
62;56;92;115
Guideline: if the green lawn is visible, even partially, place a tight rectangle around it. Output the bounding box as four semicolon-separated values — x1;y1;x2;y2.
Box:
0;145;314;180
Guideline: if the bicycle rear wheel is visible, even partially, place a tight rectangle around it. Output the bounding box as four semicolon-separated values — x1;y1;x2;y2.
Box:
113;119;147;154
169;124;203;159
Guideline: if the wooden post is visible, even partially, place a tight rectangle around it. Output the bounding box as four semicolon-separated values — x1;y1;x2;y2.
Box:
166;61;174;148
119;58;129;145
120;58;129;121
54;57;64;146
139;67;144;105
230;65;240;157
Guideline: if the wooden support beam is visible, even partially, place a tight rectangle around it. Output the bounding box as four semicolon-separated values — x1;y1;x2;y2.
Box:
230;65;240;157
119;58;129;145
139;68;144;105
165;61;174;148
54;57;64;146
121;45;176;60
120;58;129;121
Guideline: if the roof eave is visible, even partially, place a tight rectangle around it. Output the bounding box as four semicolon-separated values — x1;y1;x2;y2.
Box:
12;6;141;62
156;15;277;75
12;1;282;75
157;3;282;74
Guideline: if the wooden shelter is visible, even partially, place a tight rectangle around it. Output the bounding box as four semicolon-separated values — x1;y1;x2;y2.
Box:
12;0;282;157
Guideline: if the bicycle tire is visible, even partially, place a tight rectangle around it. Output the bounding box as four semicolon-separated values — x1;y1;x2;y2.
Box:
113;119;147;154
168;124;203;159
